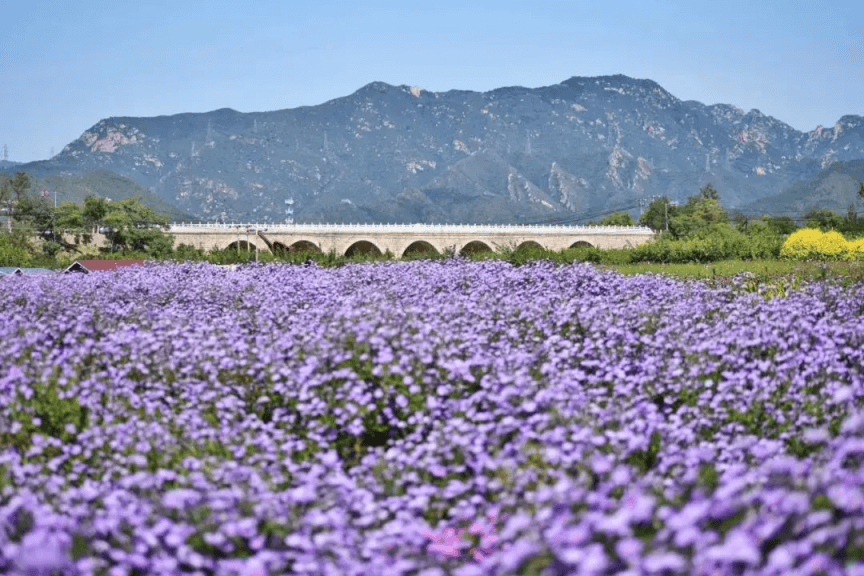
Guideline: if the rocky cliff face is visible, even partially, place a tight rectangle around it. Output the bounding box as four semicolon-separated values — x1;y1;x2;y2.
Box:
8;75;864;223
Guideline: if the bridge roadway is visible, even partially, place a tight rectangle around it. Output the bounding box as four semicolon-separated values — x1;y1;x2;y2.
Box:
168;222;655;257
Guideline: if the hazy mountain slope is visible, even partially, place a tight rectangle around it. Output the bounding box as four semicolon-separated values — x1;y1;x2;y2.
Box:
739;160;864;217
2;168;196;221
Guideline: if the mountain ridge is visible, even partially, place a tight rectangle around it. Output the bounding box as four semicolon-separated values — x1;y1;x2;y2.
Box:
4;75;863;223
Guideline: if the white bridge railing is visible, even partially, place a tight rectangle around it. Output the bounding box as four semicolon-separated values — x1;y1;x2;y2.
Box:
169;222;654;234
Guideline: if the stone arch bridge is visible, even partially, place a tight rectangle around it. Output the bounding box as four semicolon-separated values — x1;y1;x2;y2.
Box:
169;222;655;257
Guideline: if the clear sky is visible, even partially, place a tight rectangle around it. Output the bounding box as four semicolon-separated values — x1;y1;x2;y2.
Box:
1;0;861;162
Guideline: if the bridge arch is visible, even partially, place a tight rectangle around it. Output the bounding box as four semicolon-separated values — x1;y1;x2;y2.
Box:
459;240;494;256
289;240;322;253
569;240;594;249
345;240;383;257
515;240;545;252
402;240;439;258
226;240;258;253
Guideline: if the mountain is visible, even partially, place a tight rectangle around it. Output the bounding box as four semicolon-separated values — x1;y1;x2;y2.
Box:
31;170;198;222
740;160;864;217
1;168;196;222
3;75;863;224
0;160;22;170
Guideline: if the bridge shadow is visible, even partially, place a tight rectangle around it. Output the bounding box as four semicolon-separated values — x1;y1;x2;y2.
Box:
226;240;257;253
402;241;439;258
459;241;493;256
273;240;322;256
515;240;544;252
345;240;383;257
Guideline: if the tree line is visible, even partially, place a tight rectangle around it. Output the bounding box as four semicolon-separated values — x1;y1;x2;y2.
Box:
1;172;174;267
4;169;864;267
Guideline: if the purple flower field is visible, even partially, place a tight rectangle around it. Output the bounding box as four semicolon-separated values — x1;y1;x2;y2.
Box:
1;260;863;575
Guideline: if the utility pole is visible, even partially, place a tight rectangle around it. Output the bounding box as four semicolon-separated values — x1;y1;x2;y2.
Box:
2;144;7;161
666;200;679;231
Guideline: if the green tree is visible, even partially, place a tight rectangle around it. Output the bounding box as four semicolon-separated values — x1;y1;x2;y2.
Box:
1;172;32;232
0;232;31;267
731;210;750;233
15;193;54;233
6;175;63;258
93;197;173;255
82;195;108;230
639;197;678;232
803;208;843;231
54;201;91;245
0;177;10;207
840;204;864;236
697;183;720;201
759;215;797;236
668;184;728;239
8;172;32;202
594;212;635;226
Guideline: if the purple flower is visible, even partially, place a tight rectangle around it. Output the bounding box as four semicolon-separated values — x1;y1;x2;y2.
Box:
704;530;761;565
13;528;71;574
161;488;200;509
642;551;686;573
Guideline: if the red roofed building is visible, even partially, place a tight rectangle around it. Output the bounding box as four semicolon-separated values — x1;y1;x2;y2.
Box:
64;260;147;274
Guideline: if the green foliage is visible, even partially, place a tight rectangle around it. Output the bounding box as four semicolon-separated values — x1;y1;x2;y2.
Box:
668;184;728;240
206;246;256;265
10;173;864;270
639;197;677;231
731;210;750;233
697;183;720;201
627;430;663;474
759;215;798;236
0;228;32;267
95;197;172;254
740;220;784;259
593;212;635;226
804;209;844;232
0;173;178;263
7;171;32;202
2;371;88;454
15;193;55;232
54;201;91;245
0;178;10;207
172;243;208;262
499;242;552;266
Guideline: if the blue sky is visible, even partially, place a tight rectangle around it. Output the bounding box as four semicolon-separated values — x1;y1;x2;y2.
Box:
1;0;861;162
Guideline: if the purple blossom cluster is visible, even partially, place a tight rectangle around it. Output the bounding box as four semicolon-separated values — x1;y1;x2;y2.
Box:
1;260;864;575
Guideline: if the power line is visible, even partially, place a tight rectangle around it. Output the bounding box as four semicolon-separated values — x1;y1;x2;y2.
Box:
518;199;643;226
